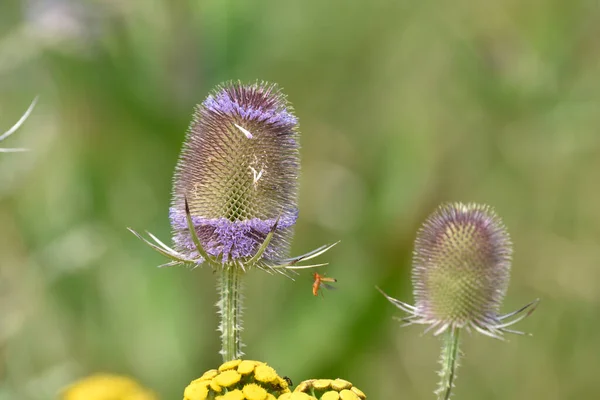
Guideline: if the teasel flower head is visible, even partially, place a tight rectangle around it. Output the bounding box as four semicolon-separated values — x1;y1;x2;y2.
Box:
379;202;538;339
61;374;156;400
0;97;37;153
170;81;299;266
129;81;336;273
183;359;291;400
286;378;367;400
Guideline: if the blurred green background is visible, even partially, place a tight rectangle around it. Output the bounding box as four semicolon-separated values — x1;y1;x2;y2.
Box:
1;0;600;399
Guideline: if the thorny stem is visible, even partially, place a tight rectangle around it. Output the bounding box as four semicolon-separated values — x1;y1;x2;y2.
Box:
437;327;461;400
217;265;244;362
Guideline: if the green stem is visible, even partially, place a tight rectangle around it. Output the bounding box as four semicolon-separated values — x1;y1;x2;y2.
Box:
437;327;461;400
217;266;244;362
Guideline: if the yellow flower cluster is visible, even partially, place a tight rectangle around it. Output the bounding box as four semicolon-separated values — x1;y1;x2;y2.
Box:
61;374;157;400
286;378;366;400
183;360;291;400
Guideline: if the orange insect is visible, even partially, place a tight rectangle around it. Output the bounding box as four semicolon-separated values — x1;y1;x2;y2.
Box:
312;272;337;296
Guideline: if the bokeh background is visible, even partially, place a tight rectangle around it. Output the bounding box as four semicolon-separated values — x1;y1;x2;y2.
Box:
1;0;600;399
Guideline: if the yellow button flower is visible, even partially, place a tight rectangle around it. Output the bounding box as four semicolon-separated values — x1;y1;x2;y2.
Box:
214;370;242;387
338;389;359;400
217;389;245;400
291;378;366;400
243;383;268;400
254;365;278;384
219;360;243;371
61;374;156;400
182;359;291;400
278;393;316;400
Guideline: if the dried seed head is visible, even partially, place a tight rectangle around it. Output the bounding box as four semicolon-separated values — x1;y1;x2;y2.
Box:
413;202;512;331
171;81;299;263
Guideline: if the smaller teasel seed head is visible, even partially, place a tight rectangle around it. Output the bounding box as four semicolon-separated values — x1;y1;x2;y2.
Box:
288;378;366;400
61;374;156;400
183;359;291;400
378;202;538;339
171;81;299;265
413;202;512;330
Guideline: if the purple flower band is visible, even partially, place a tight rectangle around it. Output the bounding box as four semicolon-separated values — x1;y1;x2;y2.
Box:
169;208;298;262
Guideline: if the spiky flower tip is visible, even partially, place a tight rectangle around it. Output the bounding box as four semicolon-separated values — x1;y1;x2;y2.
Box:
183;359;291;400
61;374;156;400
379;202;538;339
284;379;366;400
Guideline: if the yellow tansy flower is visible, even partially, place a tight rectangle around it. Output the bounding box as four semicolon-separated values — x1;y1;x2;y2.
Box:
243;383;268;400
199;370;219;381
330;380;351;392
238;361;258;375
254;366;277;384
183;359;291;400
278;393;316;400
218;389;245;400
61;374;156;400
219;360;243;371
214;370;242;387
338;389;359;400
184;380;210;400
292;379;366;400
210;380;223;393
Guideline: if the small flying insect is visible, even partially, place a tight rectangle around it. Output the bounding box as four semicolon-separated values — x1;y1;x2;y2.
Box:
312;272;337;297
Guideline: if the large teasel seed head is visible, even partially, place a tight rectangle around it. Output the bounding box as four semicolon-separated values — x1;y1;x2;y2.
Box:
170;81;299;263
413;202;512;331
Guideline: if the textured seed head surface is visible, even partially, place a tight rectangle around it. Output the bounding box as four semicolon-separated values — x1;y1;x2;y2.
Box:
412;203;512;327
170;82;300;262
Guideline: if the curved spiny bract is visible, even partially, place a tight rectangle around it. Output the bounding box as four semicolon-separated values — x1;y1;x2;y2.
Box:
171;81;300;265
0;97;37;153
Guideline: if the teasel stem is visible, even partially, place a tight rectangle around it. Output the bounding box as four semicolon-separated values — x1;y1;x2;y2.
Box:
437;327;461;400
217;265;244;362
